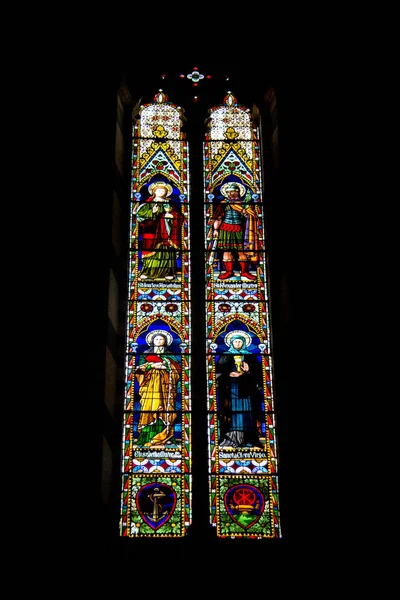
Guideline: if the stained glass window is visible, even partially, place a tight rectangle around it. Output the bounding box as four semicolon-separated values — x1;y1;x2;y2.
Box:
204;92;282;538
120;91;191;537
120;86;281;540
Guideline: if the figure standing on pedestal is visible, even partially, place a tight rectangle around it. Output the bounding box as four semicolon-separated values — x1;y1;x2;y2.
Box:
216;330;263;448
135;330;180;446
211;182;260;281
134;181;183;281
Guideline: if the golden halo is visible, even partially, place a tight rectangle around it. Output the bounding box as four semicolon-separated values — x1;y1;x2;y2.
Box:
148;181;173;197
224;330;252;349
146;329;173;347
221;181;246;199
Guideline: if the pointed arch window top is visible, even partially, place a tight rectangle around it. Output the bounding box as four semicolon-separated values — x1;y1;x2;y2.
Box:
206;91;252;143
137;90;186;143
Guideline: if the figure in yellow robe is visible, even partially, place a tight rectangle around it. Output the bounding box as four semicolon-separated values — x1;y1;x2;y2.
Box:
135;332;181;446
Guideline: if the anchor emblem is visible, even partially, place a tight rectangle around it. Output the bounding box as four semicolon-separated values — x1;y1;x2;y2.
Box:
136;483;177;530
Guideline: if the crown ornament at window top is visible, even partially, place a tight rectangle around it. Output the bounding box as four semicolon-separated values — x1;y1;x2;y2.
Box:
224;91;237;107
154;89;168;104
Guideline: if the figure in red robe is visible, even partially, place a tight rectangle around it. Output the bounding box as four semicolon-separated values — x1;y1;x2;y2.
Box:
134;181;183;280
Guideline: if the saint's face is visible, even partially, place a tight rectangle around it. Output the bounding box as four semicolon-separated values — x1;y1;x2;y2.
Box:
227;189;241;201
153;335;167;347
232;338;244;350
154;187;168;201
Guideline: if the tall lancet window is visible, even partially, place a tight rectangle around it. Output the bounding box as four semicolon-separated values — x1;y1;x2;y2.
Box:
120;90;191;537
204;92;282;538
